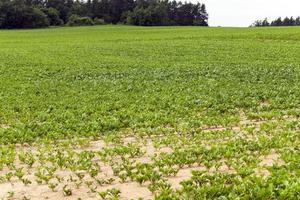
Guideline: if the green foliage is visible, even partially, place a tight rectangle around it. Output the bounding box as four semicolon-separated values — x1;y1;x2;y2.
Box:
63;185;72;196
125;3;169;26
67;15;94;26
43;7;63;26
125;1;208;26
98;188;121;199
176;170;300;199
0;26;300;142
0;0;208;29
0;1;49;29
94;18;106;25
0;26;300;199
252;16;300;27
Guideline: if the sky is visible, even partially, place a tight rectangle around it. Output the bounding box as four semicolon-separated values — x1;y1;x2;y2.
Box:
198;0;300;27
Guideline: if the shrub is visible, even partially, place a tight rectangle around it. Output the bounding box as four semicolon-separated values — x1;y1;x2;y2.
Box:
67;15;94;26
94;18;106;25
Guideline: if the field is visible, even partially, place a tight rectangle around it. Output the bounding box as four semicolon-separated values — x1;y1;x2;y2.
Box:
0;25;300;199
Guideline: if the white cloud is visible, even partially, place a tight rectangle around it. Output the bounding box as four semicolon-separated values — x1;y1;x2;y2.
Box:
196;0;300;26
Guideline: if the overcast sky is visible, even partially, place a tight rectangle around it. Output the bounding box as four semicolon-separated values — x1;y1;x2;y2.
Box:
198;0;300;27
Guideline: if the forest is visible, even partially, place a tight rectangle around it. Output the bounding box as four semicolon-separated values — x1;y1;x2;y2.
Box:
0;0;209;28
252;16;300;27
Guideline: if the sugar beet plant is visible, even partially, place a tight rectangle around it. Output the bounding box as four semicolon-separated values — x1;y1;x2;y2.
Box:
0;26;300;199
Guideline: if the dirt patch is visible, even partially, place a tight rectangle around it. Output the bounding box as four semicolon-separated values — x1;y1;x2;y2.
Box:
168;166;206;189
255;150;284;177
83;140;107;151
98;182;153;200
259;150;284;167
0;119;293;200
201;125;227;132
0;124;10;129
260;100;270;108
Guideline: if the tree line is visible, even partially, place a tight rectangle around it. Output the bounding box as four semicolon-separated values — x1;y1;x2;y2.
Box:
252;16;300;27
0;0;209;29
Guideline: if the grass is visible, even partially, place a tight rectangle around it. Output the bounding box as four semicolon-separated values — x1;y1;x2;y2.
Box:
0;25;300;199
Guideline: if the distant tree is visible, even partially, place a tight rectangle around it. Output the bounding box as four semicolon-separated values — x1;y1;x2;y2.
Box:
166;0;178;25
282;17;292;26
252;20;262;27
175;3;195;25
88;0;112;23
251;18;269;27
42;7;63;26
289;17;295;26
23;0;44;6
124;0;208;26
270;17;282;26
0;0;49;29
46;0;73;23
70;0;88;17
0;0;209;28
262;18;269;26
193;3;208;26
295;17;300;25
166;2;208;26
253;16;300;27
109;0;135;24
125;0;169;26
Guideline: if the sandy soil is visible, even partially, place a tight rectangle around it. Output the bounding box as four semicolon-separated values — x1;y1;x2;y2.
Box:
0;112;288;200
